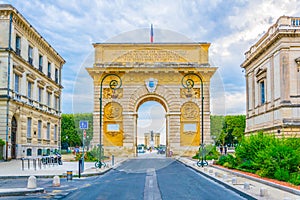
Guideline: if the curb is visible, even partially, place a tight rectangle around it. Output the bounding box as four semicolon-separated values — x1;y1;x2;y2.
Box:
0;188;44;197
176;159;256;200
211;165;300;196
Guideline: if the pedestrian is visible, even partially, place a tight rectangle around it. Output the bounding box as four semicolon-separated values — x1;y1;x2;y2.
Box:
224;145;227;155
220;145;223;154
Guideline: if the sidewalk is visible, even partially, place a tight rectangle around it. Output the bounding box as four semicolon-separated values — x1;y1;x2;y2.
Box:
0;157;127;197
177;157;300;200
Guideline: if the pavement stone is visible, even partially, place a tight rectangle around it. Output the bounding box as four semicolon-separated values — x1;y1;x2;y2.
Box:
177;157;300;200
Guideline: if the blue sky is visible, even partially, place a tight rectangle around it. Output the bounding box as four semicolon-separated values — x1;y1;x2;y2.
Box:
2;0;300;117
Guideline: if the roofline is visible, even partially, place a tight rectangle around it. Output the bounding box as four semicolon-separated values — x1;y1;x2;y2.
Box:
93;42;210;46
0;4;65;64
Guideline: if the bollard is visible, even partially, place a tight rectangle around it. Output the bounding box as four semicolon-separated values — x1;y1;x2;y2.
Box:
21;158;24;171
112;155;114;166
78;158;83;178
53;175;60;187
38;158;42;169
204;167;208;172
33;159;36;171
208;169;213;174
28;159;30;170
244;182;250;190
232;177;237;185
27;176;37;189
259;188;268;197
67;171;73;181
222;174;228;181
214;172;219;177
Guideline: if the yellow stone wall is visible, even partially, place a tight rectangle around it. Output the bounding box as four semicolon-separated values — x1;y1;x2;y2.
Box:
88;43;216;157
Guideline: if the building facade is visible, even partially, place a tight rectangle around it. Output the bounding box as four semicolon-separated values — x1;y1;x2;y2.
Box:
144;131;160;148
0;5;65;159
241;16;300;137
87;43;216;157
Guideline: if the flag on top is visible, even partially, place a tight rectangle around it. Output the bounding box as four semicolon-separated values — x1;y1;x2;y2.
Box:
150;24;154;43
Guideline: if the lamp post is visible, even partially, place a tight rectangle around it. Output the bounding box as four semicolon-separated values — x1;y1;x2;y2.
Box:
98;73;122;168
181;73;207;167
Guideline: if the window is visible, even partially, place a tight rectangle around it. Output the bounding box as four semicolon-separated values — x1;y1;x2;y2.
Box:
292;19;300;26
55;68;59;84
14;74;21;100
47;122;50;140
260;81;265;104
14;74;19;93
27;117;32;138
39;55;43;72
38;120;42;139
27;81;33;104
26;148;32;156
54;96;59;110
47;91;51;107
54;124;57;141
16;35;21;56
37;149;42;156
28;45;33;65
47;62;51;78
38;87;43;103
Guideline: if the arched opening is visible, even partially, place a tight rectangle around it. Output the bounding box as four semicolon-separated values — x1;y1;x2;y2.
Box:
136;98;167;157
11;116;17;159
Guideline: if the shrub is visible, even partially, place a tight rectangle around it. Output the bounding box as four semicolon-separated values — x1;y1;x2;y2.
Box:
289;172;300;186
0;139;5;146
216;154;237;168
274;168;290;182
193;145;219;160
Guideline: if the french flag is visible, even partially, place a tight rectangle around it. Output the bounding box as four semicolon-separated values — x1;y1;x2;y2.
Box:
150;24;153;43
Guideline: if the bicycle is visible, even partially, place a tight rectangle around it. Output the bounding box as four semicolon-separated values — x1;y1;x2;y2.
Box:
95;160;106;168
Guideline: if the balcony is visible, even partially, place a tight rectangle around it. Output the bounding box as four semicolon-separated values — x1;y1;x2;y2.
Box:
28;99;33;105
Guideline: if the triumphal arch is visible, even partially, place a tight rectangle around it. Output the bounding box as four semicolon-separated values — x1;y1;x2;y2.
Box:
87;43;216;157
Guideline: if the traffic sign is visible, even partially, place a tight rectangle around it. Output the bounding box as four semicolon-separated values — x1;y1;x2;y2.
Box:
79;121;88;129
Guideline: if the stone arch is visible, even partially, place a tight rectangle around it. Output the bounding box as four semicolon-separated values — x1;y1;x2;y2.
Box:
127;84;180;113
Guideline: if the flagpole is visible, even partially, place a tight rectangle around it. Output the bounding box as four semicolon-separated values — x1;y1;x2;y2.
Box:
150;24;153;43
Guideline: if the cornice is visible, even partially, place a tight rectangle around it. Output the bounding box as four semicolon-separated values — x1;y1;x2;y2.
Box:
0;5;65;66
241;27;300;68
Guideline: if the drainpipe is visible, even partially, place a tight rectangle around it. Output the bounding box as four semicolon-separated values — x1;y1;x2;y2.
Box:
5;13;13;161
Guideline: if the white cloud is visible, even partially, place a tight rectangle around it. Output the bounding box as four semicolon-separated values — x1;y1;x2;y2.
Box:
3;0;300;115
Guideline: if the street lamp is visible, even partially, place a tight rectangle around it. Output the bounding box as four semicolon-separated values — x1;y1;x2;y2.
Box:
97;73;122;168
181;73;208;167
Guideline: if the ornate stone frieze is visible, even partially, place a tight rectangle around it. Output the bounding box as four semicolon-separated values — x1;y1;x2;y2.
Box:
103;88;123;99
180;88;200;98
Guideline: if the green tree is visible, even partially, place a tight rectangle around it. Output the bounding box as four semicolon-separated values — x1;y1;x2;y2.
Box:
210;115;224;145
73;113;93;151
61;114;81;148
223;115;246;146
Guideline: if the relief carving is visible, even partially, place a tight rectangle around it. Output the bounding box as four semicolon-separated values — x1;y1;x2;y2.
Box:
104;102;122;120
181;102;199;120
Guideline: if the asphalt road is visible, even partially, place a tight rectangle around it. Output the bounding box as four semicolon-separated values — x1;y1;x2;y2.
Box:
66;158;248;200
1;158;250;200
